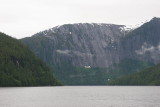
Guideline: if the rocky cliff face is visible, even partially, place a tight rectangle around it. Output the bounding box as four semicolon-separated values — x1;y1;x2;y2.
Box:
118;17;160;64
21;17;160;85
21;18;160;68
22;23;131;67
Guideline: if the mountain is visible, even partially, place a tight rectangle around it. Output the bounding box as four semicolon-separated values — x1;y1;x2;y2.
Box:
117;17;160;63
22;23;129;67
108;64;160;85
21;17;160;85
0;32;61;86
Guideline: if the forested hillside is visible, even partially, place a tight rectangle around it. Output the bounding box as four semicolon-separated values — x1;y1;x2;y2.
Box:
0;32;61;86
47;59;153;85
109;64;160;85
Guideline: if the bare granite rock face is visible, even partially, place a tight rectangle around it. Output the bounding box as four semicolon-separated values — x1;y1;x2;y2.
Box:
27;23;129;67
21;17;160;68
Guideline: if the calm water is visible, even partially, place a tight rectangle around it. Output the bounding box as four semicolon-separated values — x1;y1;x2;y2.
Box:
0;86;160;107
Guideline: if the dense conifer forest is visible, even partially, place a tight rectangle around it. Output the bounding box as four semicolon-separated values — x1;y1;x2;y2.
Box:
0;32;61;86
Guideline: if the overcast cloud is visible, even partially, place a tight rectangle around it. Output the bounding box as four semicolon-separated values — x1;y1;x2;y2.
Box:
0;0;160;38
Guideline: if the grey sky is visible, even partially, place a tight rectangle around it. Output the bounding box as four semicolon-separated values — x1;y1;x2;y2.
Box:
0;0;160;38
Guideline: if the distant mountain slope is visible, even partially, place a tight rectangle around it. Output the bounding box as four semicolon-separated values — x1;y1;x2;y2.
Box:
118;17;160;63
21;23;127;67
0;32;61;86
21;18;160;68
21;18;160;85
109;64;160;85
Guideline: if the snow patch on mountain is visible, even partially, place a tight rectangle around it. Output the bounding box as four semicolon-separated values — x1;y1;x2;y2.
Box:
119;25;134;32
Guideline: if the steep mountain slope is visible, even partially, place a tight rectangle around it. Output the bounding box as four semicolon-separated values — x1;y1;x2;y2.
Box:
0;32;61;86
21;18;160;85
109;64;160;85
22;23;128;67
118;17;160;63
22;18;160;68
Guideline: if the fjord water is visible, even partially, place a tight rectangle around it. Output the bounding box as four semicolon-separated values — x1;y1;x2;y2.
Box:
0;86;160;107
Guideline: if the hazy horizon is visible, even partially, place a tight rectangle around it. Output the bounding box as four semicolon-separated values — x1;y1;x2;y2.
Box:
0;0;160;39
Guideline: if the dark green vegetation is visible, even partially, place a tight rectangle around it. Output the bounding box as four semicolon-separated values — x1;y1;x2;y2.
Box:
106;59;154;81
0;32;61;86
54;66;107;85
46;59;153;85
109;64;160;85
